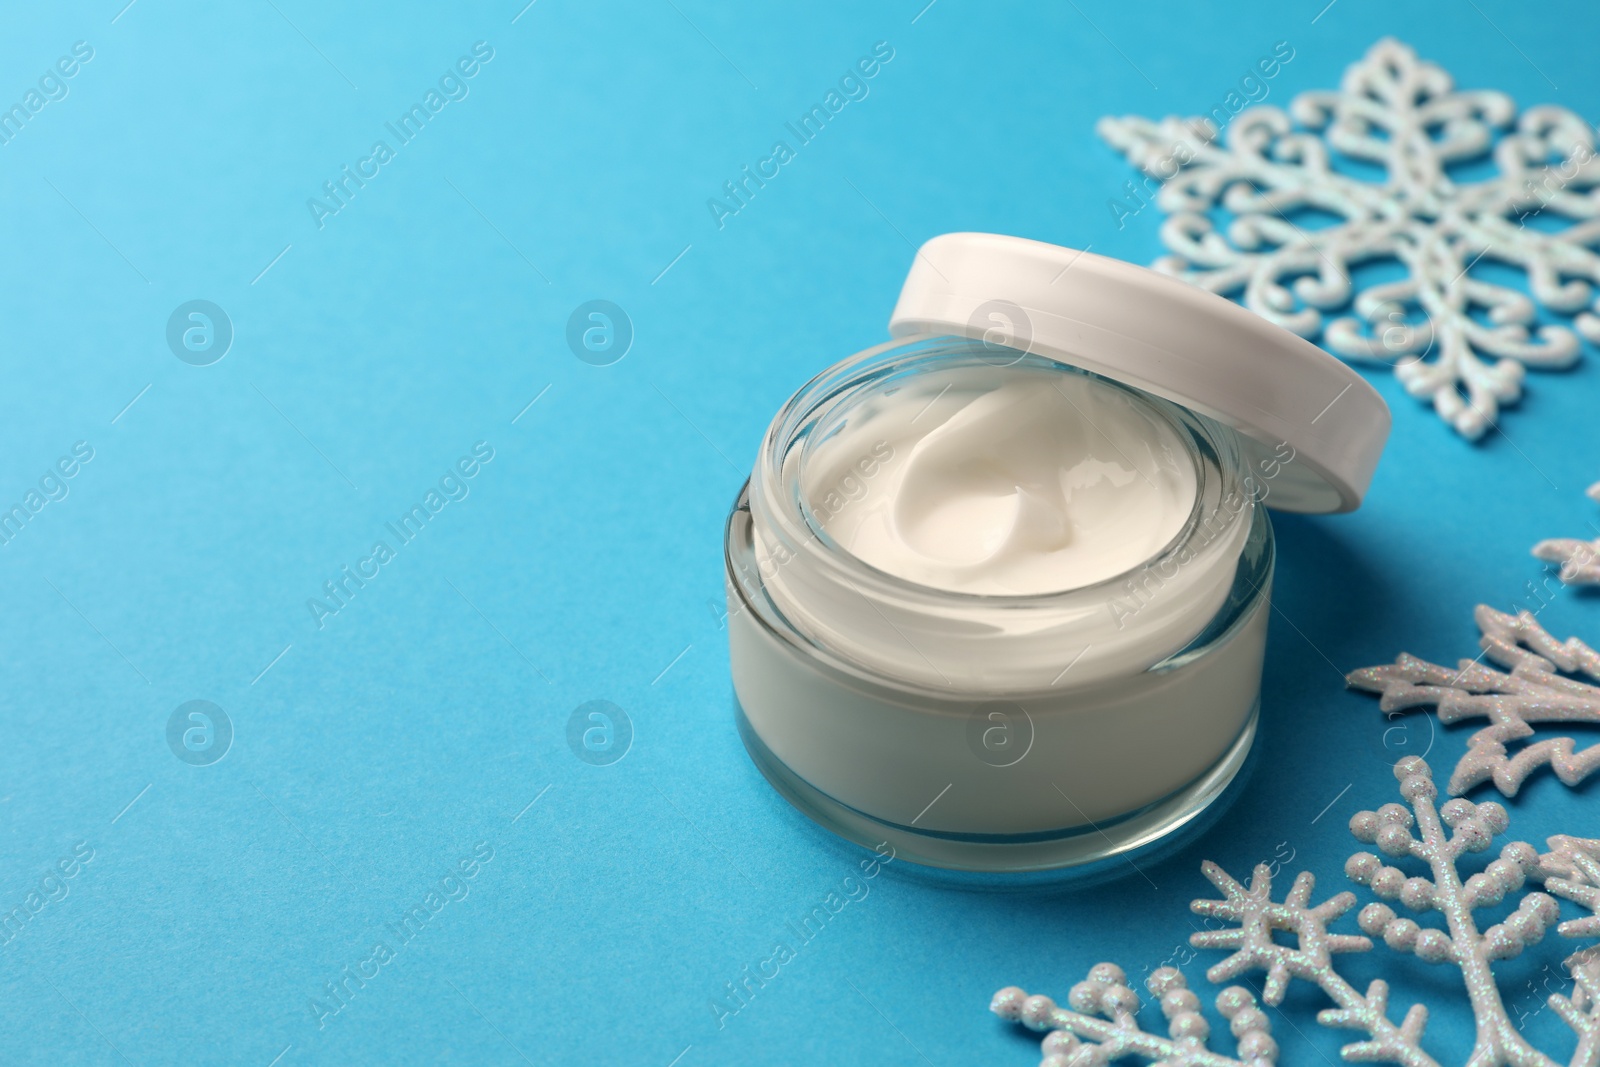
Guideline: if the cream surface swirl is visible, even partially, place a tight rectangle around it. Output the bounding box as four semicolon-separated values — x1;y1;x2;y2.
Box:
801;366;1198;596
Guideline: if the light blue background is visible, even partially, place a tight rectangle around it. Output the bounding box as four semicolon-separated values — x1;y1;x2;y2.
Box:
1;1;1598;1063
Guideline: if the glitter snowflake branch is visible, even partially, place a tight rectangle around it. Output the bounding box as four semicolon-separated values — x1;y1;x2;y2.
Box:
993;759;1600;1067
1343;759;1563;1067
1097;37;1600;439
991;964;1281;1067
1532;481;1600;586
1190;861;1435;1067
1348;605;1600;795
1534;837;1600;1066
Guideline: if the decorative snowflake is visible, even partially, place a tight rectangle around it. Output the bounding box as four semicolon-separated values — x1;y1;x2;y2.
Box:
992;758;1600;1067
1533;481;1600;586
1097;37;1600;440
1348;605;1600;796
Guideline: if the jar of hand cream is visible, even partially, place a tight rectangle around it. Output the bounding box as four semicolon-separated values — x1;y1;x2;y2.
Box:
725;234;1389;872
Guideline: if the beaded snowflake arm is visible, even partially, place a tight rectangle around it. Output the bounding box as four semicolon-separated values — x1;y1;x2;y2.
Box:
1097;37;1600;439
1533;837;1600;1066
1189;861;1434;1067
1343;758;1565;1067
990;964;1282;1067
1347;605;1600;795
992;759;1600;1067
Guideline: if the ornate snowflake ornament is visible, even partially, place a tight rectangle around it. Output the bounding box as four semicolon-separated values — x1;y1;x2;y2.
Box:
993;758;1600;1067
1532;481;1600;586
1348;605;1600;796
1097;38;1600;439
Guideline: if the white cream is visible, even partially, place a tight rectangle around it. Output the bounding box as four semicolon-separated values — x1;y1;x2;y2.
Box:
802;367;1198;596
754;358;1247;693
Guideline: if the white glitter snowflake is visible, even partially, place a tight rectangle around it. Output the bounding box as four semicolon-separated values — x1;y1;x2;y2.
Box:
1533;482;1600;586
992;758;1600;1067
1348;604;1600;796
1097;37;1600;440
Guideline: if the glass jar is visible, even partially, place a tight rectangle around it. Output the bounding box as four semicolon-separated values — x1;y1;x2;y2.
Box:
726;336;1274;871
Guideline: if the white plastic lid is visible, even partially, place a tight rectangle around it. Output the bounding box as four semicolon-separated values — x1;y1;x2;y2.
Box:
888;233;1390;513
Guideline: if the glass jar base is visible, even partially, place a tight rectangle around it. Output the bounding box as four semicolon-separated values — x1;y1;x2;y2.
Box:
736;698;1258;875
